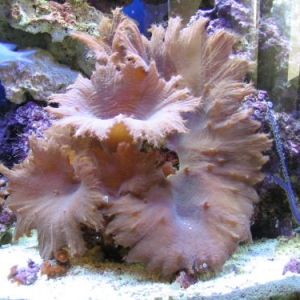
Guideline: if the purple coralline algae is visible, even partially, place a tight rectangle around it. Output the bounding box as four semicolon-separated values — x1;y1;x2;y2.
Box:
0;184;15;245
0;201;15;233
8;259;40;285
205;0;255;33
283;256;300;275
244;91;300;237
0;101;53;167
191;0;258;60
244;91;298;167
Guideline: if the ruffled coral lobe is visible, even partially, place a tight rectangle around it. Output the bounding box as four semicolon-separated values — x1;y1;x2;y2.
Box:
0;136;105;259
99;11;271;277
105;79;270;276
47;9;199;147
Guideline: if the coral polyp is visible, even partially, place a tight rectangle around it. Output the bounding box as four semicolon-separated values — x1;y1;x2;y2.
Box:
0;9;271;279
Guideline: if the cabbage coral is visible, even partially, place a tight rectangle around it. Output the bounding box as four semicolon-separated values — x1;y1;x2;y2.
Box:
0;9;271;279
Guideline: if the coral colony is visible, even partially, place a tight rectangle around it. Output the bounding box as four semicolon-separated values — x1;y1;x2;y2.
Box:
0;9;271;280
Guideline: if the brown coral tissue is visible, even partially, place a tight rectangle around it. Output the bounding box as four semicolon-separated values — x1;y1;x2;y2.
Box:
0;9;271;280
41;260;69;279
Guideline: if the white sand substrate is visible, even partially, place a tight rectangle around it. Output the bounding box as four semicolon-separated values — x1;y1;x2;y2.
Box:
0;232;300;300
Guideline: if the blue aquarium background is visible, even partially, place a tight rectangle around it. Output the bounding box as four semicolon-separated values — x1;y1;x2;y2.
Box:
123;0;168;36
